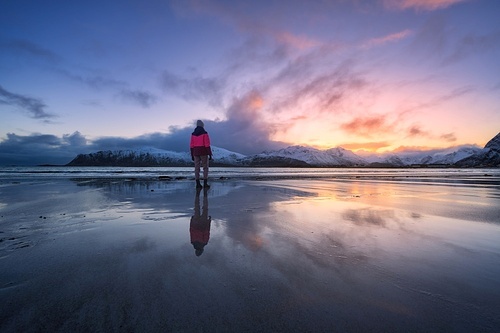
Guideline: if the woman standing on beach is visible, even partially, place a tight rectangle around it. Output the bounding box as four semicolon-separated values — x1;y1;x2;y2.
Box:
190;120;213;189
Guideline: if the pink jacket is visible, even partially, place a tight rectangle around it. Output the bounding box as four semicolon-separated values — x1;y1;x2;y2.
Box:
190;126;212;157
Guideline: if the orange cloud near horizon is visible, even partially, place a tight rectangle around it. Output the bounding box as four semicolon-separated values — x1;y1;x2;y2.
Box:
340;115;394;137
340;141;392;151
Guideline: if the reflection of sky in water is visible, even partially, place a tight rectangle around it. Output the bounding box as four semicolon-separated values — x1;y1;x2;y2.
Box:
267;181;497;265
263;191;499;280
1;178;499;331
208;180;500;329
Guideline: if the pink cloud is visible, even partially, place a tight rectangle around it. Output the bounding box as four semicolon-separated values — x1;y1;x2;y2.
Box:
362;29;413;48
383;0;467;11
275;32;321;50
340;115;394;137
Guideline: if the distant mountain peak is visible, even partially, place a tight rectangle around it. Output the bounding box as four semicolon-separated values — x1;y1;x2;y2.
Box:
257;145;366;166
485;132;500;152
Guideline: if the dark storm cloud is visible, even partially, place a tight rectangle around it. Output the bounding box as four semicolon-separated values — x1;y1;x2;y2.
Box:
89;131;187;152
63;131;88;146
0;85;57;120
0;131;87;165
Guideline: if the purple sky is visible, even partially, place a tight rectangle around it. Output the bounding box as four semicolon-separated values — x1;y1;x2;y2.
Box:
1;0;499;165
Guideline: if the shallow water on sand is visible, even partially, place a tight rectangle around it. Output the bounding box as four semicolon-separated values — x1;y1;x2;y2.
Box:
0;176;499;332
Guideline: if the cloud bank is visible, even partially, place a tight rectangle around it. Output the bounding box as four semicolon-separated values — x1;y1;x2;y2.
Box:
0;132;86;165
0;95;290;164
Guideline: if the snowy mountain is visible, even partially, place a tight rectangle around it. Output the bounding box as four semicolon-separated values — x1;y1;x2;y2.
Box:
361;153;405;167
67;132;500;168
67;147;189;167
67;146;246;167
362;146;483;166
485;132;500;152
256;145;366;166
210;146;247;165
455;132;500;167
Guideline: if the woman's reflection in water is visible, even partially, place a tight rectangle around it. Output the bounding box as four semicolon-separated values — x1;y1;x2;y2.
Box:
190;188;211;256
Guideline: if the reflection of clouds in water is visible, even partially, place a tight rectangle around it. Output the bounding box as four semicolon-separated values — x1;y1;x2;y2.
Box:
215;195;377;296
223;210;265;252
208;185;374;296
342;208;396;227
218;185;314;252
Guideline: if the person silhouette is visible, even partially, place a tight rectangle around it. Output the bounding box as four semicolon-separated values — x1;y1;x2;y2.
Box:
190;120;213;189
190;188;211;256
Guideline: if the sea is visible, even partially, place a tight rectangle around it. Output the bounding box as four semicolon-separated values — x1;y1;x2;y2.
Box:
1;166;499;186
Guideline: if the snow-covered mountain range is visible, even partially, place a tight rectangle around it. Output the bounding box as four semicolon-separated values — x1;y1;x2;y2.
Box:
67;132;500;167
67;146;247;167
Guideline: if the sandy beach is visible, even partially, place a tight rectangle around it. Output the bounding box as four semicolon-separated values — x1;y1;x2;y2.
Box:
1;173;499;332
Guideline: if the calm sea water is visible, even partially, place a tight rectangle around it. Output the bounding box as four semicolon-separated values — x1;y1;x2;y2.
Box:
1;166;499;186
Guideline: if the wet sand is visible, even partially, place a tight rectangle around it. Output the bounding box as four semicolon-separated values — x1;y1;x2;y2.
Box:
1;177;499;332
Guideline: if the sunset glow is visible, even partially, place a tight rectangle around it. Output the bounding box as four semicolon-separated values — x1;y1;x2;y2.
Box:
0;0;499;164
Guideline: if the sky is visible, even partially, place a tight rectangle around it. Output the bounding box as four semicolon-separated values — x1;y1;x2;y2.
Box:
1;0;499;165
